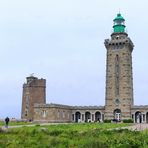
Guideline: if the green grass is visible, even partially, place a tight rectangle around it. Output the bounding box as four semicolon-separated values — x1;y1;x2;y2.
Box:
0;121;32;126
0;123;148;148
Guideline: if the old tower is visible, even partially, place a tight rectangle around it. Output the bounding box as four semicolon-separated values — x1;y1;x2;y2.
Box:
104;13;134;120
21;75;46;121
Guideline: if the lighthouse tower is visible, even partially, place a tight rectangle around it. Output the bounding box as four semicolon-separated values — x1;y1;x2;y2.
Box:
104;13;134;120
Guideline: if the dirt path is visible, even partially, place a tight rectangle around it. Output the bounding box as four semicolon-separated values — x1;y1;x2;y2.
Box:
124;123;148;131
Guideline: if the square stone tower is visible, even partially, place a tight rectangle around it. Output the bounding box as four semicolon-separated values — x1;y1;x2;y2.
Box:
104;13;134;120
21;75;46;121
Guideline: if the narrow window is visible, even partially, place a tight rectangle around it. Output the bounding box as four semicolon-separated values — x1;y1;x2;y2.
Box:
63;111;65;118
42;110;46;118
72;114;74;121
115;55;119;96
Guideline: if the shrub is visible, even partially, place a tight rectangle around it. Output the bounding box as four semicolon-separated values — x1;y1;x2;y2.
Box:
104;119;111;123
122;119;133;123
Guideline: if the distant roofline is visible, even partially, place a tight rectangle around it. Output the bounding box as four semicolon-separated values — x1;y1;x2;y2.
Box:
34;103;105;110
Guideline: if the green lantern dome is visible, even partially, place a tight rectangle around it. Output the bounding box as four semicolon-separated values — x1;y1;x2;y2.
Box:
113;13;126;33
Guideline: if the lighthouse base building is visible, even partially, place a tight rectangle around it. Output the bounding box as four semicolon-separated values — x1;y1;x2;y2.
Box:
21;14;148;123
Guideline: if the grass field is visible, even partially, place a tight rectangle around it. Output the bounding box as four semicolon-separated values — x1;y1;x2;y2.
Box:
0;121;32;126
0;123;148;148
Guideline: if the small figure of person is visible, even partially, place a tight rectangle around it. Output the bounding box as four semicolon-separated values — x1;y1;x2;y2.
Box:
5;117;10;128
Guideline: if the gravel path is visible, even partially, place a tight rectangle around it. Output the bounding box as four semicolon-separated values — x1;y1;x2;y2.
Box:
124;123;148;131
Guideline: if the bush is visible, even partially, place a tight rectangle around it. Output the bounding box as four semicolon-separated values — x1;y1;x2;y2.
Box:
104;119;111;123
122;119;133;123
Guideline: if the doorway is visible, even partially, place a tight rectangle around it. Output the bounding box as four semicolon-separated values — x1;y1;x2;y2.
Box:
135;111;142;123
114;109;121;121
75;112;81;122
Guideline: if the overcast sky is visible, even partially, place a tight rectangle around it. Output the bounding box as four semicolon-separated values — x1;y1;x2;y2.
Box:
0;0;148;118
